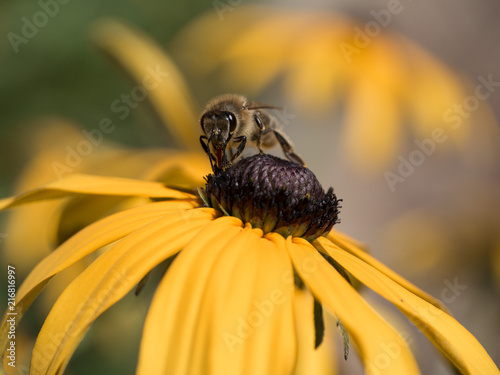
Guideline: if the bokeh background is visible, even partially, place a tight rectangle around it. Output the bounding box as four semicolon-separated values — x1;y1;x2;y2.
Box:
1;1;499;374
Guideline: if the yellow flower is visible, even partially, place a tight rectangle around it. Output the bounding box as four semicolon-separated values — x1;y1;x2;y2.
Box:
1;18;498;375
0;155;498;374
172;5;497;173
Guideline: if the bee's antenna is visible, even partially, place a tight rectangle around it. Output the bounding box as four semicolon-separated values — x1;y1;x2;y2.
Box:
246;104;282;110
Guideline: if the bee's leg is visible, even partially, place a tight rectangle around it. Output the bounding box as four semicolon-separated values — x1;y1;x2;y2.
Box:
225;148;234;168
200;135;215;171
273;130;306;166
221;151;231;170
230;135;247;163
200;135;210;154
253;114;265;153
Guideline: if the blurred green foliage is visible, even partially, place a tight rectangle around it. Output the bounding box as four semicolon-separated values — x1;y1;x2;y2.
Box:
0;0;212;197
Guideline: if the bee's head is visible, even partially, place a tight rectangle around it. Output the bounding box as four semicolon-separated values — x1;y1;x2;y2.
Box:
201;110;237;168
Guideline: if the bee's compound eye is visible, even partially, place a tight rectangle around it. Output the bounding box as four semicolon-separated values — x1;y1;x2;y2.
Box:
200;113;209;130
201;112;216;132
226;112;237;133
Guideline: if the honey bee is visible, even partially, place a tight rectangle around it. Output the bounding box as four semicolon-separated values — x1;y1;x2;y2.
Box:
199;94;305;171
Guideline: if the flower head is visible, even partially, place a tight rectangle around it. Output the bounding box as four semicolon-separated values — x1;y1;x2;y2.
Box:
199;154;340;241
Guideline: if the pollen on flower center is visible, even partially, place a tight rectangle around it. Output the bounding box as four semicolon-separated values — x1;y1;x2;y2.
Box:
198;154;341;241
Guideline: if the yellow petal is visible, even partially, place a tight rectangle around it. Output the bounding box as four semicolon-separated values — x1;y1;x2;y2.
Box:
55;195;133;244
318;237;500;375
21;201;197;302
171;5;277;76
352;37;408;95
199;229;296;375
30;208;215;374
219;13;314;94
292;288;337;375
139;152;210;187
75;148;207;186
3;200;62;271
2;146;201;269
326;233;446;311
91;19;199;150
342;77;401;173
285;21;349;113
401;39;469;144
3;148;205;271
285;236;420;375
0;201;199;363
0;174;193;210
137;216;245;375
55;151;209;244
329;228;369;252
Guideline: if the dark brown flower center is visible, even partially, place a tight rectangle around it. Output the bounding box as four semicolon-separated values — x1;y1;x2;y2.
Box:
198;154;341;241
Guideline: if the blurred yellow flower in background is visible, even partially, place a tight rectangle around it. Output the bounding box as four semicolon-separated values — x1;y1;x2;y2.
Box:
172;5;498;173
382;178;500;313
